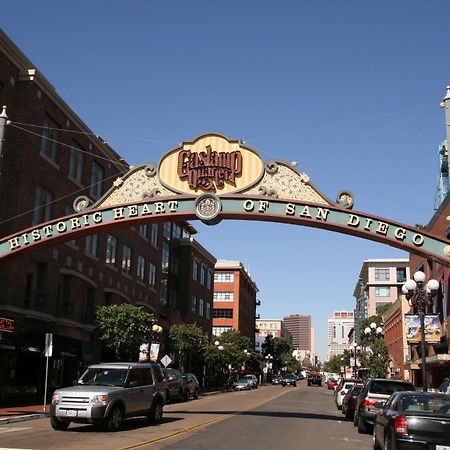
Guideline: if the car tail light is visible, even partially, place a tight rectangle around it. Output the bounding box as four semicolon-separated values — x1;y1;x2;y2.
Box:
362;399;377;407
394;414;408;436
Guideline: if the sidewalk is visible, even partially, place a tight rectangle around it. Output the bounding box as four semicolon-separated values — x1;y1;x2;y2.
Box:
0;404;49;425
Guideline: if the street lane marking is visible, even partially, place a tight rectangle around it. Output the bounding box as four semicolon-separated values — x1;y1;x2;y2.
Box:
118;389;292;450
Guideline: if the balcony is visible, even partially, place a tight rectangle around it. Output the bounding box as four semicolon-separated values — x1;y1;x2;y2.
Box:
256;314;261;319
256;299;261;306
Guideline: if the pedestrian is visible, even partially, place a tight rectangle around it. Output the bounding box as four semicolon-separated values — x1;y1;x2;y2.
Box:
439;377;449;393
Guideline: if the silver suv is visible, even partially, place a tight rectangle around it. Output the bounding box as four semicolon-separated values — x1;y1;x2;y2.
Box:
50;362;166;431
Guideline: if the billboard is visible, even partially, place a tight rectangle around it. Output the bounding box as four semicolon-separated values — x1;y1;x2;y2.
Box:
405;314;441;343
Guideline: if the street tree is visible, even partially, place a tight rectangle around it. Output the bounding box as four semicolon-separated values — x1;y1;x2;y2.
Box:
96;303;155;360
168;323;205;372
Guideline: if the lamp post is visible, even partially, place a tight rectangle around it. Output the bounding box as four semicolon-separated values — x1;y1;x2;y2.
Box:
139;323;163;362
402;271;439;392
265;354;273;383
351;342;361;378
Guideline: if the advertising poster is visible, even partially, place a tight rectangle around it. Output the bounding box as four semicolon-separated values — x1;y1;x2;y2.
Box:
405;314;441;343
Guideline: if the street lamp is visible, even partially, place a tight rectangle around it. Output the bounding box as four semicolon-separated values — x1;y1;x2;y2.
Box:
139;323;163;362
351;342;361;378
364;322;383;338
265;354;273;383
402;271;439;392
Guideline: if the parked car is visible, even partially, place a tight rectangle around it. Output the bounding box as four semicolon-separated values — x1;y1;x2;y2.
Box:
341;383;364;419
354;378;415;434
326;377;337;390
182;373;199;400
373;391;450;450
163;368;188;403
272;376;282;385
50;362;166;432
334;378;360;397
335;381;357;409
234;378;253;391
242;374;258;389
282;373;297;387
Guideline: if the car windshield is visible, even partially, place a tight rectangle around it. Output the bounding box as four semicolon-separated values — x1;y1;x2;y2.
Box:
284;374;295;379
350;386;363;396
238;378;249;383
78;368;128;386
370;381;414;395
401;395;450;415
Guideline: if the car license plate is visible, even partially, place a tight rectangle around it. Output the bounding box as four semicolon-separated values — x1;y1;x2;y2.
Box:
437;446;450;450
66;410;77;417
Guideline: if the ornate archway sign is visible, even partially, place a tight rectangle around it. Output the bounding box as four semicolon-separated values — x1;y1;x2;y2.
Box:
1;133;449;266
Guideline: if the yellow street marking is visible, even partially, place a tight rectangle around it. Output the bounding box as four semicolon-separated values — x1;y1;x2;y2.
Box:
118;389;292;450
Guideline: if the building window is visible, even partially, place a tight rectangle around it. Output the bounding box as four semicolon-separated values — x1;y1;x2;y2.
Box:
170;253;178;275
396;267;407;282
40;115;59;163
122;245;132;275
375;286;390;297
213;292;234;302
90;161;104;198
149;263;156;287
163;222;171;240
206;302;211;319
374;268;390;281
207;270;213;289
162;242;169;272
33;185;53;224
160;279;168;307
193;259;199;281
212;326;232;336
213;308;233;319
85;234;98;257
199;299;204;317
139;224;148;239
192;296;197;314
69;145;84;184
137;255;146;281
151;224;159;247
376;301;391;311
173;223;182;239
200;265;206;285
59;274;73;318
214;272;234;283
106;234;117;265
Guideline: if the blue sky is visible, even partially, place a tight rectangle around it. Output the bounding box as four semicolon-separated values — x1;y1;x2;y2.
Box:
3;1;450;360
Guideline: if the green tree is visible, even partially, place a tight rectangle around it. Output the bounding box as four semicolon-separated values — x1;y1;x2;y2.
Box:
359;310;390;377
323;353;345;374
168;323;205;372
95;304;155;360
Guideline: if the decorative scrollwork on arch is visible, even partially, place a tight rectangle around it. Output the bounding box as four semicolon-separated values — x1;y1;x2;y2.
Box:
73;196;92;212
142;188;161;199
258;186;278;198
265;160;279;174
145;163;157;177
336;191;354;209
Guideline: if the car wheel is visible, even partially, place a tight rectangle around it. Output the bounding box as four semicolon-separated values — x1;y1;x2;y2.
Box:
294;383;297;387
148;400;163;425
193;388;199;399
353;410;359;427
50;416;70;431
104;405;124;432
358;415;369;434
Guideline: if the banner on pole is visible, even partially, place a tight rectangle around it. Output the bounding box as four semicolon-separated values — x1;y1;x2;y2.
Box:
405;314;441;343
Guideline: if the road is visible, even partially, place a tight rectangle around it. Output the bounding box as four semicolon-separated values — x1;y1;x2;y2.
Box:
0;383;373;450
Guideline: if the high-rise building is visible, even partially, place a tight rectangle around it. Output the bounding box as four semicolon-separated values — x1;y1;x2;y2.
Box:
327;311;355;359
212;260;258;344
353;259;410;343
283;314;311;351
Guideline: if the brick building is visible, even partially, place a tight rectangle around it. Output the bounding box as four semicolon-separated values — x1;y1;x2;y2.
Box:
212;260;258;344
0;29;214;402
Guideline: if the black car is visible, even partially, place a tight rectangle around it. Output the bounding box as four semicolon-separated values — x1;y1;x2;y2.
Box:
163;368;188;403
354;378;415;434
373;391;450;450
182;373;200;399
282;373;297;387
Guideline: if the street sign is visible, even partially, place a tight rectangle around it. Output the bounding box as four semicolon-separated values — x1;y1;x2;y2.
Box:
160;355;172;367
44;333;53;357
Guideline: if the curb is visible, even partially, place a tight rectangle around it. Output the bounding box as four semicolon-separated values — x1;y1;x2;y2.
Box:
0;412;49;425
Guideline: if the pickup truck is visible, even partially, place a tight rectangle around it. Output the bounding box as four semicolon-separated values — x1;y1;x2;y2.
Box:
307;371;322;386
